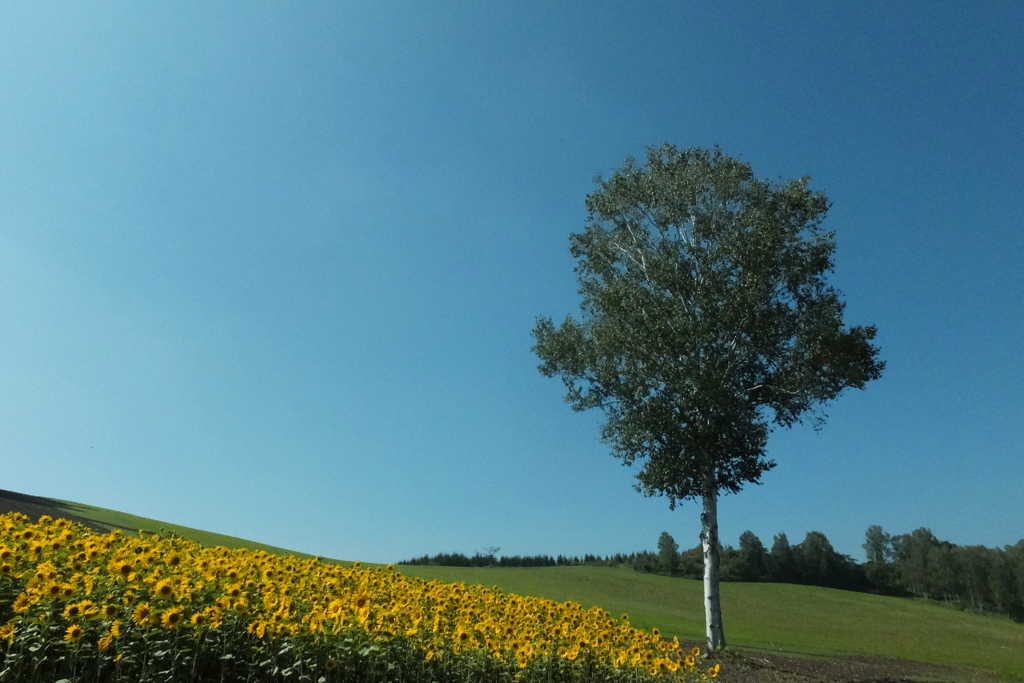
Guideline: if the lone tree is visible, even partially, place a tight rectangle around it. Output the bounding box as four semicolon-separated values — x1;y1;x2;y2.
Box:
530;144;885;651
658;531;681;576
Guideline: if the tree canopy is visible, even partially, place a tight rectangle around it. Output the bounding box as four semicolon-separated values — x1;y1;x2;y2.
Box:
531;143;886;509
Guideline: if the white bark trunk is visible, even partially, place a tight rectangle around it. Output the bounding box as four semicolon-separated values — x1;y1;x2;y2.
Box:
701;467;726;651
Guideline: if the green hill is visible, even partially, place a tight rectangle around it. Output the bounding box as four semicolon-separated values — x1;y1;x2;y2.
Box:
3;489;1021;682
0;488;362;565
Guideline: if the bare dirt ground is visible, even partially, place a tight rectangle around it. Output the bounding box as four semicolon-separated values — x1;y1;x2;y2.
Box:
674;639;1009;683
1;492;1013;683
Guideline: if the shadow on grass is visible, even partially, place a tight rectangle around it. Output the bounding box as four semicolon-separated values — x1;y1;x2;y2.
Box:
0;488;137;535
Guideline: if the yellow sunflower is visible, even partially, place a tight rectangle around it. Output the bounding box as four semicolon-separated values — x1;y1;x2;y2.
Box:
161;608;184;629
115;562;136;581
63;624;84;643
0;623;14;642
352;592;370;610
152;580;174;599
206;607;224;629
12;593;33;613
131;603;152;626
246;620;267;638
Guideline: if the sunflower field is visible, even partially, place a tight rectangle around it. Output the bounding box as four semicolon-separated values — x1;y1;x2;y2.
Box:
0;512;721;683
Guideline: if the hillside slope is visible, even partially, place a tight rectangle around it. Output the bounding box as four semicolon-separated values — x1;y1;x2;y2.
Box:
0;488;355;564
3;489;1021;681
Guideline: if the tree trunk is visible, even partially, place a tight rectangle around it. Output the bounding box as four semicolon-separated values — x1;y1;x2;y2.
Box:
701;467;726;651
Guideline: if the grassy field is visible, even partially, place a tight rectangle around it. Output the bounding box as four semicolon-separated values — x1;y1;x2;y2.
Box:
4;489;1022;681
396;565;1024;680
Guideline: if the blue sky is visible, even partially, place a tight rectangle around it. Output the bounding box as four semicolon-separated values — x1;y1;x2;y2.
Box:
1;1;1021;565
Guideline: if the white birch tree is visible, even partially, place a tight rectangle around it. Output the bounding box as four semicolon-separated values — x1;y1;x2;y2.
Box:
530;143;885;651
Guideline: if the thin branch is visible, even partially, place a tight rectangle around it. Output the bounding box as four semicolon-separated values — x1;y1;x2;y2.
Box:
742;383;800;396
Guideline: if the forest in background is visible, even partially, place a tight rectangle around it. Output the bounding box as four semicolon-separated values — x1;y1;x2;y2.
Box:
399;525;1024;623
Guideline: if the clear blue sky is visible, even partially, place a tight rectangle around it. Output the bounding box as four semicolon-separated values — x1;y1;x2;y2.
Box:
1;2;1021;565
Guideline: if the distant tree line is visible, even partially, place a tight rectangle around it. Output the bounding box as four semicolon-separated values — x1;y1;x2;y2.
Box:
653;528;1024;623
398;551;644;569
399;526;1024;624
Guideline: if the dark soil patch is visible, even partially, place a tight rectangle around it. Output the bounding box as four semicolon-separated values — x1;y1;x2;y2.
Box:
0;488;126;535
673;639;1009;683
